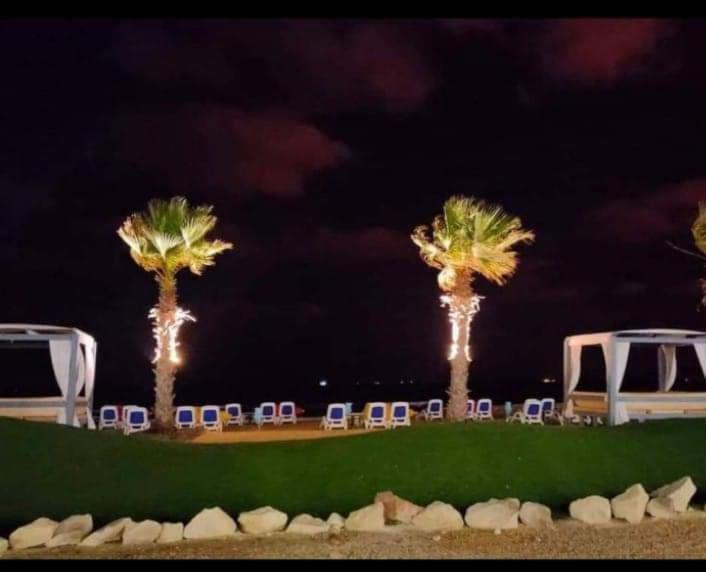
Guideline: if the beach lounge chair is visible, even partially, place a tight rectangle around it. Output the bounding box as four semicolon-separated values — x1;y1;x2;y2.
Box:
321;403;348;430
278;401;297;425
508;399;543;424
123;407;150;435
99;405;119;430
422;399;444;421
259;402;278;425
474;398;493;421
364;402;389;429
175;406;197;429
464;399;476;421
390;402;411;428
540;398;562;424
201;405;223;432
121;405;137;427
225;403;244;426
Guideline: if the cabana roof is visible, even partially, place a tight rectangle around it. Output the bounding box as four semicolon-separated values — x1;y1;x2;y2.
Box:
0;324;94;345
566;329;706;346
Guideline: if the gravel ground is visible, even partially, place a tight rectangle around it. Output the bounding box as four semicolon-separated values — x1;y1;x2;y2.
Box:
6;512;706;559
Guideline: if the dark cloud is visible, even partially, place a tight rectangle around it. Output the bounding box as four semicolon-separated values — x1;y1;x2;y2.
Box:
542;19;672;85
587;179;706;243
112;106;349;196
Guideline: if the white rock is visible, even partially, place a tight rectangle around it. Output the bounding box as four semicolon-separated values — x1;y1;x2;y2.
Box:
286;514;330;535
0;538;7;556
611;484;649;524
157;522;184;544
46;514;94;547
184;507;237;540
519;502;553;528
465;499;519;530
238;506;288;534
9;517;58;550
374;491;423;524
344;503;386;532
652;476;697;513
122;520;162;545
80;518;133;546
412;501;464;532
647;497;677;519
569;496;612;525
327;513;345;532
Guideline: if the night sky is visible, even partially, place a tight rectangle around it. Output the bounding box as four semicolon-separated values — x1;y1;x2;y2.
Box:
2;19;706;410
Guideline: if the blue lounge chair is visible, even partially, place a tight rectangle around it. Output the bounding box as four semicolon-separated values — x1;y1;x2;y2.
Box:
464;399;476;421
422;399;444;421
365;402;388;429
259;402;278;425
390;401;411;428
124;407;150;435
474;398;493;421
225;403;244;426
321;403;347;430
278;401;297;425
201;405;222;432
175;406;196;429
99;406;119;430
508;399;542;424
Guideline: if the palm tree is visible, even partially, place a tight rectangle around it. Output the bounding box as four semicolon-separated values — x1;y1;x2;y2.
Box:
412;196;534;421
693;202;706;309
118;197;233;430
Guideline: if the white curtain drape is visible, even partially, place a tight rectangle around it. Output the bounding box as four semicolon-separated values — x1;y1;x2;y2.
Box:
695;343;706;378
49;339;72;397
608;341;631;393
84;342;96;399
658;344;677;392
567;344;583;393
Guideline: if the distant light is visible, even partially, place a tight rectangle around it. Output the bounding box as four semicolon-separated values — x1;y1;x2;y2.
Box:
373;380;381;386
542;377;556;384
319;380;328;387
400;380;405;384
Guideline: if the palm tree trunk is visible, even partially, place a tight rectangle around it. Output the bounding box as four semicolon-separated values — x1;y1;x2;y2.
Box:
445;281;475;421
154;275;177;431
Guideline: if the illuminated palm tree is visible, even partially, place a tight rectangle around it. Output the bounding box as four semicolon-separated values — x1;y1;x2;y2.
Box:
693;202;706;309
412;196;534;421
118;197;233;430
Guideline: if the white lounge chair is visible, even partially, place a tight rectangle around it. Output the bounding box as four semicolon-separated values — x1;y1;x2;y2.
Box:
364;402;389;429
464;399;476;422
121;405;137;428
99;406;119;430
540;398;562;424
474;398;493;421
200;405;222;431
508;399;543;425
225;403;244;426
321;403;348;430
123;407;150;435
175;406;197;429
278;401;297;425
422;399;444;421
259;402;278;425
390;402;411;428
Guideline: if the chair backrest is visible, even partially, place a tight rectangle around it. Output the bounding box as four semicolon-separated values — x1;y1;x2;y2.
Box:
279;402;295;416
260;402;276;417
368;402;386;420
524;399;542;418
466;400;475;415
477;398;491;413
226;403;242;417
201;406;219;423
101;406;118;421
128;408;146;425
327;403;345;420
540;398;555;414
122;405;137;421
392;402;408;419
427;399;443;414
345;403;353;416
176;407;195;423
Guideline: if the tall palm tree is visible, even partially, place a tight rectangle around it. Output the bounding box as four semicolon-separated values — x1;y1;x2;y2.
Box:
118;197;233;430
412;196;534;421
693;202;706;309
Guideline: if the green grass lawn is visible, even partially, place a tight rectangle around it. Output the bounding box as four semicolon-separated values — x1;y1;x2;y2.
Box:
2;417;706;533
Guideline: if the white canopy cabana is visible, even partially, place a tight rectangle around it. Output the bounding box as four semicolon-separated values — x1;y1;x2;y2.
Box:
0;324;97;428
564;329;706;426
